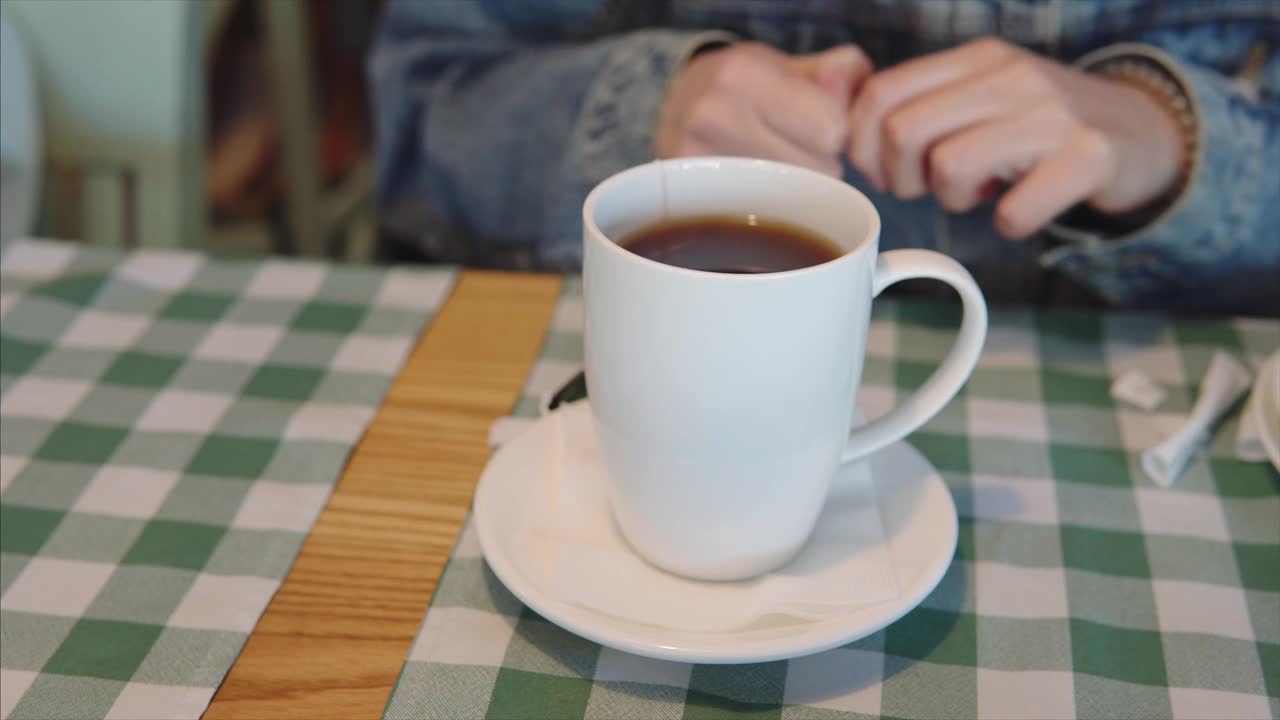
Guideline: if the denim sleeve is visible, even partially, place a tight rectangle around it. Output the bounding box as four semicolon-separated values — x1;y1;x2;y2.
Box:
369;0;731;269
1042;43;1280;314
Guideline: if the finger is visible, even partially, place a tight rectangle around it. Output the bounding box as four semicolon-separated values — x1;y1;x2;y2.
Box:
926;102;1075;213
848;38;1015;188
881;62;1047;199
994;129;1116;239
788;45;873;105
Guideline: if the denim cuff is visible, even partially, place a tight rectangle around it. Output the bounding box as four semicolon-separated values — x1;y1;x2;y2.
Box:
1041;44;1257;307
572;28;734;171
533;30;733;268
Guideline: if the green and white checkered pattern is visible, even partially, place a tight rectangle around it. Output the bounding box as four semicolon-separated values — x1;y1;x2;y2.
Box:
385;277;1279;720
0;239;454;719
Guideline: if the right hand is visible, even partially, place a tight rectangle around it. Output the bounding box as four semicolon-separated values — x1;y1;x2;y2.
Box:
654;43;872;177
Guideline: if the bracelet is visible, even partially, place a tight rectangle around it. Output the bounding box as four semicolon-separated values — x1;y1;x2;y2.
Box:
1088;56;1198;195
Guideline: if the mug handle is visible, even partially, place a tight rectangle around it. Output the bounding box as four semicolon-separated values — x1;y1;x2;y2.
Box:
842;249;988;463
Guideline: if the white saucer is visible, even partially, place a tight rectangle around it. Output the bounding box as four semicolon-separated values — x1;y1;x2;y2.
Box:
1245;351;1280;473
474;406;958;664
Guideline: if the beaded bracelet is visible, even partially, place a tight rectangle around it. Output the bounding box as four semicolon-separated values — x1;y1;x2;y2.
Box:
1088;55;1198;195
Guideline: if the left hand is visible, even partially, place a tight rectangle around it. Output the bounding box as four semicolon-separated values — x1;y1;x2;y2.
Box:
655;44;871;177
846;38;1185;238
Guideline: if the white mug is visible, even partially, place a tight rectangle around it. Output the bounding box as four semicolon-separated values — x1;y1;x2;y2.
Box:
583;157;987;581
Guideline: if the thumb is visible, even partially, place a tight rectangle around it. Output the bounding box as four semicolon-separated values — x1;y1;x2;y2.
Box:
789;45;872;105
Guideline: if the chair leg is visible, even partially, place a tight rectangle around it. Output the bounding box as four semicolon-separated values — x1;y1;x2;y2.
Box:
262;0;323;257
81;168;127;247
135;163;203;249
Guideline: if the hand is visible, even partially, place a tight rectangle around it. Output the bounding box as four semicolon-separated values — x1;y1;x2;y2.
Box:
656;43;872;177
846;38;1185;238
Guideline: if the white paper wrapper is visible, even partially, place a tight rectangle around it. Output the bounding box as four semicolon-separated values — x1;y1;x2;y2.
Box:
1111;370;1167;411
1142;351;1253;487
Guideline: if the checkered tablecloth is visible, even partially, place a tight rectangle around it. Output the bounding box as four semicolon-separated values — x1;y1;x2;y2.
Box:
384;277;1279;720
0;239;455;720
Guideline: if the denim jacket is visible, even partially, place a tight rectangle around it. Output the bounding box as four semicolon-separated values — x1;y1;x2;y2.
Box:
370;0;1280;313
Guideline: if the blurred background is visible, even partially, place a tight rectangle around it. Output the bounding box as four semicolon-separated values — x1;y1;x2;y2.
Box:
0;0;384;259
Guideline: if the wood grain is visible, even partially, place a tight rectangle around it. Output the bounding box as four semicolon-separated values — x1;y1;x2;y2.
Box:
205;271;562;719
